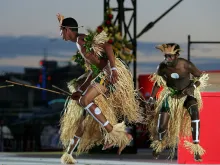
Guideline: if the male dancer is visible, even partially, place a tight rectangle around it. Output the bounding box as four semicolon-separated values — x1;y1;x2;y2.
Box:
147;43;208;161
57;14;143;164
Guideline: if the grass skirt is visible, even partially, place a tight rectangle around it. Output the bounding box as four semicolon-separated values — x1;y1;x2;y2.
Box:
148;73;209;157
59;58;143;156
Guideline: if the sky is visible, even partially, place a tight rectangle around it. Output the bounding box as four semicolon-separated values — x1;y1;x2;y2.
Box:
0;0;220;74
1;0;220;42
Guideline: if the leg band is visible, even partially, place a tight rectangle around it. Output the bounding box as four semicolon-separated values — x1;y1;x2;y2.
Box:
67;135;81;155
192;119;200;143
103;121;109;127
84;102;109;127
157;130;166;141
157;114;161;131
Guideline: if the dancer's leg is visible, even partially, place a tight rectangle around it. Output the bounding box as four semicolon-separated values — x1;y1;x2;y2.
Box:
79;84;132;154
184;96;202;162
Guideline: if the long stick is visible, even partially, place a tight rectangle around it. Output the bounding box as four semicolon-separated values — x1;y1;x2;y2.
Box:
5;80;70;96
0;85;14;89
52;85;71;95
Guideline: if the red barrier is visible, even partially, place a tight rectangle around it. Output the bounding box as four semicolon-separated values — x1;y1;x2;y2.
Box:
138;74;153;99
138;74;163;99
178;92;220;164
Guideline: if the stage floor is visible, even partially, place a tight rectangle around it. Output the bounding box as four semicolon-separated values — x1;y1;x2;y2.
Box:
0;150;178;165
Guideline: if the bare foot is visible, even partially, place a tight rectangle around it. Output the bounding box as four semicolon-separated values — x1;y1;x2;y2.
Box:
194;153;202;162
117;133;133;155
102;142;114;150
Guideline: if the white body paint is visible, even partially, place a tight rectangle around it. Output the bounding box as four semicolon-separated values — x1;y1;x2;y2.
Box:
171;73;179;79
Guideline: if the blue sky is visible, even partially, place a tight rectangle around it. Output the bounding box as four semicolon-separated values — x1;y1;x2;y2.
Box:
1;0;220;42
0;0;220;74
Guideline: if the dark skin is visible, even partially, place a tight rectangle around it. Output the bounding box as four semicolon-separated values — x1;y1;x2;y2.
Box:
60;30;119;98
57;14;131;155
69;35;119;99
151;55;202;99
57;14;118;86
149;54;203;161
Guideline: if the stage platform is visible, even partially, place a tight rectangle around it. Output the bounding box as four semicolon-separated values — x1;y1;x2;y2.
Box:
0;150;177;165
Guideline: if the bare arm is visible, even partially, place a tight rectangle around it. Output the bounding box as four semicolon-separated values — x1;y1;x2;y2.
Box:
104;43;118;84
188;61;202;87
150;83;160;99
104;43;115;68
71;71;93;100
78;70;93;93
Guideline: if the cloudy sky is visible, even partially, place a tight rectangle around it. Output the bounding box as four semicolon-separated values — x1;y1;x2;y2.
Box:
0;0;220;74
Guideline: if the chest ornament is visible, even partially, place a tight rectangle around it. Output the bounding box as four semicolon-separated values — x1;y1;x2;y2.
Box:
171;73;179;79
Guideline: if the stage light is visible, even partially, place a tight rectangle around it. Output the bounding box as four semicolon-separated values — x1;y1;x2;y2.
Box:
39;60;44;66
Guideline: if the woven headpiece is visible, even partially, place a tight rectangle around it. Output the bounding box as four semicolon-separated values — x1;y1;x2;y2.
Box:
156;43;182;55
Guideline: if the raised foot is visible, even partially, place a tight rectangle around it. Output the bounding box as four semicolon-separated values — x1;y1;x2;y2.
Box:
102;143;114;151
194;153;202;162
102;133;133;154
117;133;133;155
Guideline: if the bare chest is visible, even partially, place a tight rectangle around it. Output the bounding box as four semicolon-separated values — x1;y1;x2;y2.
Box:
76;42;99;63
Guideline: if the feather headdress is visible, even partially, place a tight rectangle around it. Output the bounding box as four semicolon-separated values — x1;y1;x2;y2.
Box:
156;43;182;55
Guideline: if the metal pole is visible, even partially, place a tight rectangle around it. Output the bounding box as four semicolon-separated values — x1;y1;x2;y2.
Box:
133;0;137;88
0;117;3;151
104;0;110;20
117;0;124;33
191;41;220;44
187;35;191;61
132;0;137;154
136;0;184;38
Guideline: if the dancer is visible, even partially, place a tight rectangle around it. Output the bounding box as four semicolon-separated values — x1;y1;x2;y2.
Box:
57;14;143;164
147;43;209;161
